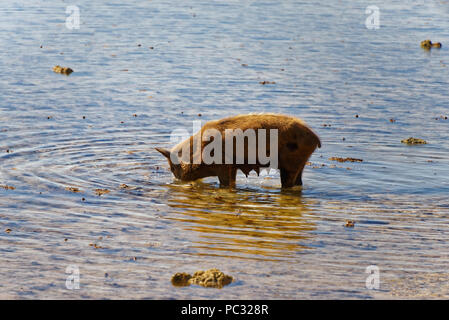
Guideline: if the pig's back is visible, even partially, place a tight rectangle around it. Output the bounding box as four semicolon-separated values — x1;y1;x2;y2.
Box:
203;114;298;131
202;113;320;148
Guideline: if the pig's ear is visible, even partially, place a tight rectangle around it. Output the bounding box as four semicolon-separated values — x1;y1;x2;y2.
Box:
155;147;171;160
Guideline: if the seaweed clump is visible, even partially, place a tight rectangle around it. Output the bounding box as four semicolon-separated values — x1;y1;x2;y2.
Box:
329;157;363;163
65;187;80;193
421;40;442;50
401;137;427;145
94;189;110;196
345;220;355;228
171;269;233;289
53;65;74;75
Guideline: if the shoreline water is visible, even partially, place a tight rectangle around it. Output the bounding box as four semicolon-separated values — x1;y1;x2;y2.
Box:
1;0;449;299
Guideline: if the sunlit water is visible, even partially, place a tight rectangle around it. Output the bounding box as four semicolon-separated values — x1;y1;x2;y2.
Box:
1;0;449;299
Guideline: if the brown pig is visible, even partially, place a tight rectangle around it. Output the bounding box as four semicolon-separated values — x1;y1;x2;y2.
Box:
156;113;321;188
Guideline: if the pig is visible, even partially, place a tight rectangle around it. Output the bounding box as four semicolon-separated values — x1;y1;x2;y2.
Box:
155;113;321;188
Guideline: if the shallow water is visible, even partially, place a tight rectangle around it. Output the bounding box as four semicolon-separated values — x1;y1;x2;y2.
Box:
1;0;449;299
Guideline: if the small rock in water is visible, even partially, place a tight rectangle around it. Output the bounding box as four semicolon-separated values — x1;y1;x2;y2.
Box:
171;273;192;287
401;137;427;145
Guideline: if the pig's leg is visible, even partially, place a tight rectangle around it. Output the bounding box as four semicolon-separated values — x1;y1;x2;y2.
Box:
280;168;297;188
294;170;303;186
294;153;314;186
294;163;307;186
218;166;237;187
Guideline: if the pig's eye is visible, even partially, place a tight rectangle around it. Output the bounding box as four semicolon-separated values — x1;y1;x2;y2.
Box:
178;150;182;157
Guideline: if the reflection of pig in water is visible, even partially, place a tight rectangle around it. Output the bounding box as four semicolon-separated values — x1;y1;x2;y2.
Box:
156;114;321;188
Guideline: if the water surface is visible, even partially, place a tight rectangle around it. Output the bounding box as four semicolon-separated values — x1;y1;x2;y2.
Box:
1;0;449;299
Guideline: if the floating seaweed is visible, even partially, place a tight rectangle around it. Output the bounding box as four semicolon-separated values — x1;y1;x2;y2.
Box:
401;137;427;145
94;189;110;196
329;157;363;163
171;269;233;289
421;40;442;50
53;65;74;75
